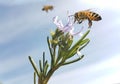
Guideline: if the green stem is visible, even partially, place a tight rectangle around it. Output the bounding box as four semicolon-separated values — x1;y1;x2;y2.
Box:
52;47;56;66
38;78;43;84
43;64;61;84
34;72;36;84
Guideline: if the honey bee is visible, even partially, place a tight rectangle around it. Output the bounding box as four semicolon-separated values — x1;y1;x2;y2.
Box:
73;9;102;28
42;5;54;12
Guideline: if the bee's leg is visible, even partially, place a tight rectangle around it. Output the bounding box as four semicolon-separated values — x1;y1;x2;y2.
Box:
78;20;83;24
88;19;92;28
46;10;48;13
74;19;76;23
50;8;53;11
78;21;82;24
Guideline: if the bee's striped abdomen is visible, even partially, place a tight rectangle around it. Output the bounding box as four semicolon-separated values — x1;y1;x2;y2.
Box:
86;12;102;21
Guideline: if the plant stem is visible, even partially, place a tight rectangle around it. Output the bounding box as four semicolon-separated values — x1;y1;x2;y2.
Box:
34;72;36;84
44;64;61;84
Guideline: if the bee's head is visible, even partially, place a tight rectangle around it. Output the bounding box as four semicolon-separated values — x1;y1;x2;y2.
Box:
42;8;45;11
74;13;78;19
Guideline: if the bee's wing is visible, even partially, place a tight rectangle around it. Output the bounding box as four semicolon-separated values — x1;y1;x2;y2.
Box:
86;9;92;11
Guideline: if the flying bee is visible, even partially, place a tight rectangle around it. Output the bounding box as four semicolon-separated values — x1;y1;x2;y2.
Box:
73;9;102;28
42;5;54;13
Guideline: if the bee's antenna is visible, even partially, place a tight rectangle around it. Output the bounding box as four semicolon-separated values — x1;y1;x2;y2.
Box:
66;11;75;23
68;15;74;17
66;10;74;17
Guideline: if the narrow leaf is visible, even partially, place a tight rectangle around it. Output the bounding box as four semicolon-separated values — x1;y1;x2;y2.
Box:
39;60;43;73
47;36;53;58
80;38;90;46
70;30;90;51
28;56;40;77
65;30;90;59
79;39;90;51
44;63;49;76
62;55;84;65
47;36;54;68
43;52;45;69
69;39;90;57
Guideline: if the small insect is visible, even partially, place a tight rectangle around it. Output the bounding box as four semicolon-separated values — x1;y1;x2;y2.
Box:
73;9;102;28
42;5;54;13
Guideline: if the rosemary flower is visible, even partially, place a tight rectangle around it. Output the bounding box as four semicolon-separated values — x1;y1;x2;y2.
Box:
53;16;83;36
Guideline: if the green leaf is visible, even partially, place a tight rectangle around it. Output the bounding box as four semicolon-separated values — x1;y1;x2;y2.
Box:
43;61;49;76
62;55;84;65
65;37;73;50
47;37;53;56
52;28;63;40
56;45;63;64
39;60;43;72
70;30;90;50
47;37;54;68
65;30;90;59
80;38;90;46
79;39;90;51
43;52;45;70
28;56;40;77
69;39;90;57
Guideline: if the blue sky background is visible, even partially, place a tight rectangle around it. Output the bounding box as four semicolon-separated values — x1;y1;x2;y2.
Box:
0;0;120;84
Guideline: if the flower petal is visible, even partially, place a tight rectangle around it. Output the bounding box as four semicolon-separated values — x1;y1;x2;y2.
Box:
53;15;84;36
53;16;64;30
71;27;84;36
53;16;58;23
63;16;74;32
58;20;64;29
69;27;74;35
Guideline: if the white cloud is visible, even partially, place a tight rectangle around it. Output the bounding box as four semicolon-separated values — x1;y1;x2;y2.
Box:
3;72;33;84
80;0;120;10
0;0;39;5
0;54;28;75
0;47;42;75
48;54;120;84
0;4;51;44
0;47;49;84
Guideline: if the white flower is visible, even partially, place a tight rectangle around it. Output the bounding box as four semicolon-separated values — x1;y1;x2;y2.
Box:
53;16;83;36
